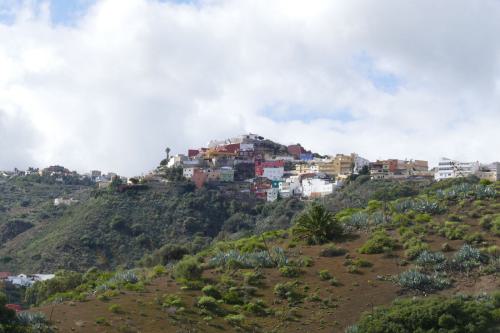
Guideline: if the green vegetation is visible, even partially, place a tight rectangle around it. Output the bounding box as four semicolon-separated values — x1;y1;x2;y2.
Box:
293;203;343;244
358;230;397;254
348;294;500;333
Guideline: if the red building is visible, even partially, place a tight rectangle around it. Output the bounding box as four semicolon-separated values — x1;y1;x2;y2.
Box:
255;160;285;177
0;272;11;280
188;149;200;158
287;144;307;159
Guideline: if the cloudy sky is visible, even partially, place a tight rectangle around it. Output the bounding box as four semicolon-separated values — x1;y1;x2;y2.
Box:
1;0;499;176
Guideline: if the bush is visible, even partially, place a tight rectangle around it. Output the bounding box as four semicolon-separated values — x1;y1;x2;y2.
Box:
242;299;270;316
202;285;221;299
439;221;469;240
293;203;343;245
279;266;303;278
319;244;348;257
318;270;332;281
243;270;265;287
108;304;123;314
359;230;397;254
197;296;220;312
273;281;303;304
224;314;245;327
161;294;183;308
351;294;500;333
173;256;203;281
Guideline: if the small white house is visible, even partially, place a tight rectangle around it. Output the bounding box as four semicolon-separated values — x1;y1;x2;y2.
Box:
302;178;334;198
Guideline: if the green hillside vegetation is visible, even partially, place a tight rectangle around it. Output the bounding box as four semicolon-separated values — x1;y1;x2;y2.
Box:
11;177;498;332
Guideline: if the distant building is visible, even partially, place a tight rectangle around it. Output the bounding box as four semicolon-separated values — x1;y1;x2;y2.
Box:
54;198;78;206
219;167;235;182
91;170;102;179
435;158;480;180
477;162;500;182
302;178;334;198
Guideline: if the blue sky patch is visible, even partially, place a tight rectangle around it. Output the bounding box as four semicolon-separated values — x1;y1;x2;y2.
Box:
353;51;402;94
261;103;356;124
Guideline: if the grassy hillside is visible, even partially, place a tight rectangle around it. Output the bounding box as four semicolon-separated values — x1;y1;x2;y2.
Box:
0;180;306;273
15;178;499;332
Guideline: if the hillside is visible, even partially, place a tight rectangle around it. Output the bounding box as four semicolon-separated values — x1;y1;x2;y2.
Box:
10;178;499;332
0;173;433;274
0;179;307;273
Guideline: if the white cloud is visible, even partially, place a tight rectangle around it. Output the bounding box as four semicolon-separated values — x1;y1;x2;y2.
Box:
0;0;499;175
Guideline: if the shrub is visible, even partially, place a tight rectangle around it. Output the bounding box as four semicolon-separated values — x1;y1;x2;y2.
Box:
439;221;469;240
318;270;332;281
273;281;303;304
224;314;245;327
358;230;397;254
243;270;265;287
351;294;500;333
293;203;343;245
108;304;123;314
296;256;314;267
222;287;244;305
279;266;303;278
464;232;485;244
173;256;203;281
319;244;348;257
161;294;183;308
197;296;220;312
242;299;269;316
202;285;221;299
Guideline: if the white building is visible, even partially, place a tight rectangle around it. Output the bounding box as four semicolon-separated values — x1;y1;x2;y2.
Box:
477;162;500;182
279;175;302;197
183;167;196;179
167;154;188;168
302;178;334;198
435;158;480;180
267;188;279;202
262;167;284;181
7;274;55;287
353;154;371;174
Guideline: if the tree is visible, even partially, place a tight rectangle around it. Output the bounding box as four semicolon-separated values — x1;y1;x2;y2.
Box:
292;203;343;244
165;147;171;161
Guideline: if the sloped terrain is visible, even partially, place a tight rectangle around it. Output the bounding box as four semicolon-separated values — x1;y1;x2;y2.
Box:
23;179;500;332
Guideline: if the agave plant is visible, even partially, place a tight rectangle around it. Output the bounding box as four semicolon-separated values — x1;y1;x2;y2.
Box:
109;270;139;284
208;247;288;269
397;269;450;292
415;250;446;271
452;244;485;272
17;311;48;325
344;212;370;230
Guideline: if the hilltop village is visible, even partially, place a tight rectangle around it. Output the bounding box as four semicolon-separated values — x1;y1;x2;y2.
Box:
2;133;499;203
156;133;499;202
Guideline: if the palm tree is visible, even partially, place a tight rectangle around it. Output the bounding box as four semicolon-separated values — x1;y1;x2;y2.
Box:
165;147;171;161
293;203;343;244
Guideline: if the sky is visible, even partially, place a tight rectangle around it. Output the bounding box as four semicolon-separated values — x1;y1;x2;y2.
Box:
0;0;499;176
